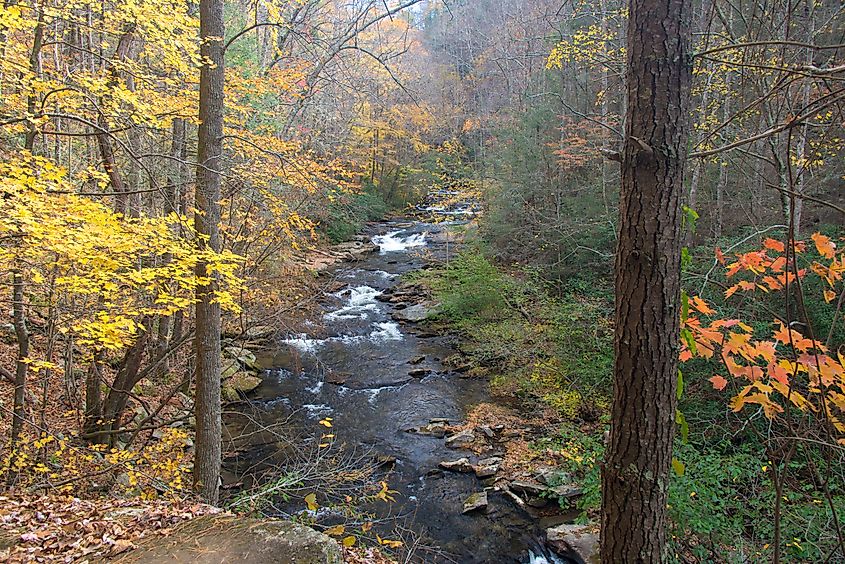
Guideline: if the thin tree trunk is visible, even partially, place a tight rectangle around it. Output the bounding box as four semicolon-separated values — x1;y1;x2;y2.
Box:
194;0;225;505
7;270;30;485
601;0;693;560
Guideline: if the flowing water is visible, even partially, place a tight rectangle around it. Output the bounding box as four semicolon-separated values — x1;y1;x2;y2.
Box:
239;220;574;563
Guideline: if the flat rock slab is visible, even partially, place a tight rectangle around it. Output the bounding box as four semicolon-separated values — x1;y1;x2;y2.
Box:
112;515;342;564
546;523;600;564
462;491;488;514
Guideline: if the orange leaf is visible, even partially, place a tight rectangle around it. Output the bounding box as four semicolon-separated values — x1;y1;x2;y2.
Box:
715;247;725;265
763;238;785;253
710;375;728;391
812;232;836;259
825;289;837;303
690;295;714;315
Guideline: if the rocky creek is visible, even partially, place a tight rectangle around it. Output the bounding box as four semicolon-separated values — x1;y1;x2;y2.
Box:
227;219;588;563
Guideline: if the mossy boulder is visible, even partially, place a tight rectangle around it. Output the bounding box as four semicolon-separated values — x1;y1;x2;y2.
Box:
113;514;342;564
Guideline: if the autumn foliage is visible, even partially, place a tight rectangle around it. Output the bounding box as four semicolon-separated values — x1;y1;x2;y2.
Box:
681;234;845;441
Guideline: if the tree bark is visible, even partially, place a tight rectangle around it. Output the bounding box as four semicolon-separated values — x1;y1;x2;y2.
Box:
7;270;30;485
600;0;692;561
194;0;225;505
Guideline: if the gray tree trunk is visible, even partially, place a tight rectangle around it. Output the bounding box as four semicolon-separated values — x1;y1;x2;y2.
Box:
193;0;225;505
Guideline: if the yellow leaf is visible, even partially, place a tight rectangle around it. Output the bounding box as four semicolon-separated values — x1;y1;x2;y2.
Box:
342;536;356;547
305;493;318;511
672;457;685;477
324;525;345;536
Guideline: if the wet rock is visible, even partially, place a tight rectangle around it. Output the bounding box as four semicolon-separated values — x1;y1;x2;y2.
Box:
439;458;474;473
462;491;488;514
117;514;342;564
332;241;378;259
408;368;431;378
414;330;438;338
445;430;476;449
546;524;600;564
409;355;426;365
375;454;397;467
325;371;349;385
410;421;448;438
509;480;546;497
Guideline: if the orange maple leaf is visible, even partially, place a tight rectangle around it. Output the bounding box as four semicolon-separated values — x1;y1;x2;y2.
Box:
812;232;836;259
710;375;728;391
763;238;785;253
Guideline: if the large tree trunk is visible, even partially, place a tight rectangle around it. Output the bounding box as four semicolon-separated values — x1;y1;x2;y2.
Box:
194;0;225;505
600;0;692;561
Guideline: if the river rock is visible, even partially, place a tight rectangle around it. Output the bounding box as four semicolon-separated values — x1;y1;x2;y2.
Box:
332;241;378;259
409;355;425;364
473;456;502;478
230;372;262;393
509;480;546;497
221;358;241;379
550;485;584;500
392;303;430;322
244;325;274;339
411;421;447;438
114;514;342;564
474;465;498;479
408;368;431;378
439;458;474;473
527;497;549;508
375;454;397;467
325;370;349;385
224;346;259;370
546;524;600;564
536;468;572;486
445;430;476;449
462;491;488;514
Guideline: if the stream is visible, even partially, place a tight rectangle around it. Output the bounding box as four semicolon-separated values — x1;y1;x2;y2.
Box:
237;219;572;563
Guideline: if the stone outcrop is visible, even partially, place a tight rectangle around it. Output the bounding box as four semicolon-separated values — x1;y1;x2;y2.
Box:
113;515;342;564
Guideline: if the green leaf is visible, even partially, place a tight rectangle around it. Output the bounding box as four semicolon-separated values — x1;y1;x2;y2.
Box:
680;327;697;356
677;369;684;400
680;290;689;323
675;409;689;443
682;205;699;233
672;457;686;477
681;246;692;271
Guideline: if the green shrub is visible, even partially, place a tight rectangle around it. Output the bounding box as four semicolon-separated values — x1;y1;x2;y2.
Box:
322;187;389;243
